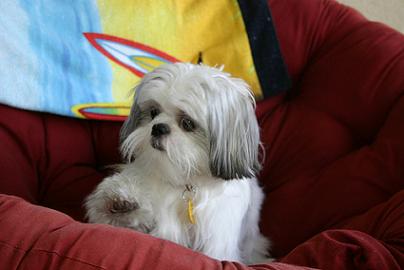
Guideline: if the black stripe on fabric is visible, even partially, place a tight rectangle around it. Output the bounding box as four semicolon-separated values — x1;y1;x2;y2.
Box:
237;0;291;98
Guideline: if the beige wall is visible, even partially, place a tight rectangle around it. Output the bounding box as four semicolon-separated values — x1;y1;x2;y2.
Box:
337;0;404;33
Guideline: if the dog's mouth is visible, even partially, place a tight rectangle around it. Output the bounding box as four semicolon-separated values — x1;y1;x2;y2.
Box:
151;137;165;151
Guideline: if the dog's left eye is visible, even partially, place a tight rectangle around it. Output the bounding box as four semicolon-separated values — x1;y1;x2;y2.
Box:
180;117;195;132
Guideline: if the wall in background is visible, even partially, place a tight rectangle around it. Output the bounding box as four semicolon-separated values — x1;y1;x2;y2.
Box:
337;0;404;33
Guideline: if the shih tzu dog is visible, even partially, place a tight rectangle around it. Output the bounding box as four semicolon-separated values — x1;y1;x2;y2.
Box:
85;63;270;264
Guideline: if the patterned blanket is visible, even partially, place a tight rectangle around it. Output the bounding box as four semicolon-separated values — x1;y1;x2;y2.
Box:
0;0;290;120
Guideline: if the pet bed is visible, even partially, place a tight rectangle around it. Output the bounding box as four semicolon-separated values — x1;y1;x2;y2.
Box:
1;0;403;269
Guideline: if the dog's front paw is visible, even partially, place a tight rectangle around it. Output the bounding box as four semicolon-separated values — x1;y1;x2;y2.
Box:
104;195;155;233
107;196;139;214
85;174;156;234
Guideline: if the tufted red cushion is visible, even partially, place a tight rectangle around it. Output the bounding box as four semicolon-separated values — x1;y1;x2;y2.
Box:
1;0;403;269
259;0;404;262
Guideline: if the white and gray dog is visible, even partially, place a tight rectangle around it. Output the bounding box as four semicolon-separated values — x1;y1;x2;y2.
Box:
85;63;270;264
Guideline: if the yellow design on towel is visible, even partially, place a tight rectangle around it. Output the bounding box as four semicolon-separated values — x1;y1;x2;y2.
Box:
96;0;262;101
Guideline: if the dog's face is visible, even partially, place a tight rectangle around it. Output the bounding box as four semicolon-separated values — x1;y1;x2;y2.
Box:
120;63;261;185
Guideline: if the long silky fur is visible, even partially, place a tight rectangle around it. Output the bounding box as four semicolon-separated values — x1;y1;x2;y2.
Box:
85;63;270;264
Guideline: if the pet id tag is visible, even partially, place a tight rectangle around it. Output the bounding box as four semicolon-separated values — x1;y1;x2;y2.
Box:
182;184;197;225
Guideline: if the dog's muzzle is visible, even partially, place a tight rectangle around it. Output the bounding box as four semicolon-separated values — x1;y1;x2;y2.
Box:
151;123;170;151
151;123;170;137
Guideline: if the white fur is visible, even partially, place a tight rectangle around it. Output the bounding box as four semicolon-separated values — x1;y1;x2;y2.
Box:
85;63;270;264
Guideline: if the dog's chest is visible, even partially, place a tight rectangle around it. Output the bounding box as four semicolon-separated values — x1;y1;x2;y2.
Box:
147;180;250;251
147;185;197;247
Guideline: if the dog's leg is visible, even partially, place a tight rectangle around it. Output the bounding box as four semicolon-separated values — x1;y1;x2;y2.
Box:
85;173;155;233
239;179;271;264
193;182;252;262
194;179;271;264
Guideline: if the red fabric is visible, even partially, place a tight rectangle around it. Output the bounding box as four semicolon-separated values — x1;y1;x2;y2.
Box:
1;0;404;269
0;195;314;270
260;0;404;263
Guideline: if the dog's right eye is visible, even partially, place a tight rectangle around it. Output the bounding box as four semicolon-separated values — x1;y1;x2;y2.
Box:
180;117;196;132
150;108;160;119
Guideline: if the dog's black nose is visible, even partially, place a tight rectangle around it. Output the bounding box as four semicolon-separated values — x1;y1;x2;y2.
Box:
151;123;170;137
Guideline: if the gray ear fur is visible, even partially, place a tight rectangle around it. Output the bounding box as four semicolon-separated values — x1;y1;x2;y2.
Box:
120;87;142;145
208;82;262;180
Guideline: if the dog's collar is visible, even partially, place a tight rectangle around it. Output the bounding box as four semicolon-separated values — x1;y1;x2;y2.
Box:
182;184;197;224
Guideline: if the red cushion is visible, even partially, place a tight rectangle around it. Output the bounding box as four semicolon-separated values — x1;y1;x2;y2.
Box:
0;105;122;220
1;0;403;269
260;0;404;262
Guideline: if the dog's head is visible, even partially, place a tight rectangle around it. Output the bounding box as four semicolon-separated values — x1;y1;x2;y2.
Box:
120;63;261;184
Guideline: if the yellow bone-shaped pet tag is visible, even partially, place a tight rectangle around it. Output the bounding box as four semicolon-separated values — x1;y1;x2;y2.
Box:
187;199;196;224
182;185;197;225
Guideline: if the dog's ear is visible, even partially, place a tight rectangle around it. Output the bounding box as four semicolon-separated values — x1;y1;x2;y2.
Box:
207;79;262;180
120;87;143;145
120;76;164;144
